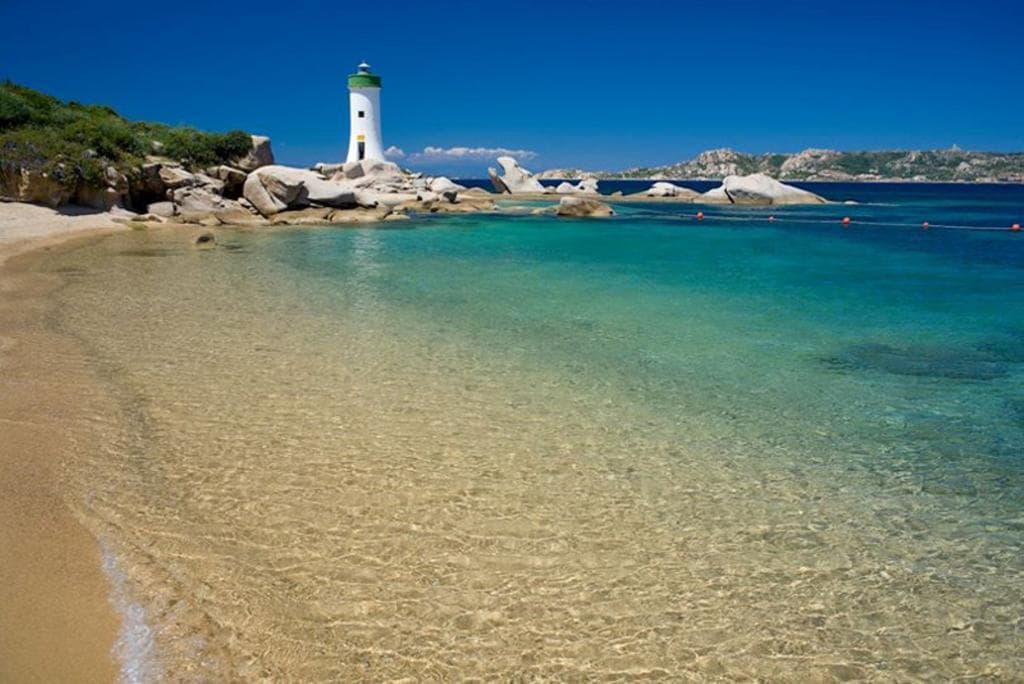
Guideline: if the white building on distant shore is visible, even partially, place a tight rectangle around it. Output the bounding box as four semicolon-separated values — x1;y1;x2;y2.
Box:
346;62;384;163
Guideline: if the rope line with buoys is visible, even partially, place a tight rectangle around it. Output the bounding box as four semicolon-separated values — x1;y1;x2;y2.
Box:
648;211;1024;233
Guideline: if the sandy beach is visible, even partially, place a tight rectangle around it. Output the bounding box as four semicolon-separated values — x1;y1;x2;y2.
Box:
0;202;124;682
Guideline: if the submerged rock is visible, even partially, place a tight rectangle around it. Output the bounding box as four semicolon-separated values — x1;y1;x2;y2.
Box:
328;207;395;224
268;207;335;225
822;343;1008;381
555;197;614;218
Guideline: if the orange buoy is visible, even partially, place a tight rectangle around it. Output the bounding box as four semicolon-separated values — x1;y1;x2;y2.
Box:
1013;223;1022;232
696;211;704;221
922;221;930;230
841;216;851;226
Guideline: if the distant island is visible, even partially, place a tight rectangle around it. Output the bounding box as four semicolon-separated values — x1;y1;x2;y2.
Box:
540;147;1024;183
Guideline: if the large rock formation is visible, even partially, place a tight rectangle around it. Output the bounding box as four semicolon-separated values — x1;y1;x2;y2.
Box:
233;160;490;221
242;165;378;216
644;181;699;199
168;186;267;226
158;165;196;190
555;196;614;218
554;177;600;195
488;156;548;194
429;176;464;194
74;166;129;210
214;165;247;198
232;135;275;172
700;173;827;205
0;163;131;210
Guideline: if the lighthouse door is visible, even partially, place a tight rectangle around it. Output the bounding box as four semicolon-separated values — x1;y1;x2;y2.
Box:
358;142;365;160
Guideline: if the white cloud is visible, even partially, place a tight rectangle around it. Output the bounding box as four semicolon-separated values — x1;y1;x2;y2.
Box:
407;146;538;163
384;145;405;159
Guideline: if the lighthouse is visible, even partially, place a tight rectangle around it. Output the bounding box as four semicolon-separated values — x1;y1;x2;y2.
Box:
345;62;384;163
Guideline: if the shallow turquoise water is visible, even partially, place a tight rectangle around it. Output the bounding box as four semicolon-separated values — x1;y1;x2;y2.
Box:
47;186;1024;678
272;198;1024;517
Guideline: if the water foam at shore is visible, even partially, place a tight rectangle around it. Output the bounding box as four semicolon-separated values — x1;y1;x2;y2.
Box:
101;544;160;684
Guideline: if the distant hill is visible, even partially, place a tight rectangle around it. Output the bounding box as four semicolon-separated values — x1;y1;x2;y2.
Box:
609;148;1024;182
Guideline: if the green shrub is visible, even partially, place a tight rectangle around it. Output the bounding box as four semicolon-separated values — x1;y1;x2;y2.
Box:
158;127;251;168
63;117;147;160
0;88;33;129
0;81;253;193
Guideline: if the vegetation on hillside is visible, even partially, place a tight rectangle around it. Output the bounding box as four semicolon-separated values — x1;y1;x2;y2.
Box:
0;81;251;187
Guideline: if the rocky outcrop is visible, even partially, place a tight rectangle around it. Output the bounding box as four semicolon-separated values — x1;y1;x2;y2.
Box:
555;197;614;218
242;171;287;215
700;173;827;205
555;178;600;195
488;167;510;194
643;181;699;199
146;201;175;217
215;165;247;198
158;166;195;190
242;165;377;216
1;167;79;207
333;159;402;184
488;156;548;194
0;163;130;210
170;186;267;226
429;176;464;193
2;142;496;226
312;162;344;177
232;135;274;172
74;166;129;210
239;160;485;220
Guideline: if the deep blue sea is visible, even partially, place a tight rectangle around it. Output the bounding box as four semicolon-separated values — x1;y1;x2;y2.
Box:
49;181;1024;678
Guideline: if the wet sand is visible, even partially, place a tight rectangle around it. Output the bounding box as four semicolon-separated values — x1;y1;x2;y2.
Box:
0;205;125;682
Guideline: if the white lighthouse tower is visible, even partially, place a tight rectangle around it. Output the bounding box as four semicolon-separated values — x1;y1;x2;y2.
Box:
345;62;384;163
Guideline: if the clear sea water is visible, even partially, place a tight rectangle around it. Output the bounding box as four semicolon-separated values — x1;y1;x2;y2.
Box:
39;182;1024;679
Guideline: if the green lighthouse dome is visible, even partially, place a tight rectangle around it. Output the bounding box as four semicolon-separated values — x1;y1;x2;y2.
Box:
348;62;382;88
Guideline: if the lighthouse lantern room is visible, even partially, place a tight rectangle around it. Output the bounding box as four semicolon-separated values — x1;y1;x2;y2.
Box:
346;62;384;163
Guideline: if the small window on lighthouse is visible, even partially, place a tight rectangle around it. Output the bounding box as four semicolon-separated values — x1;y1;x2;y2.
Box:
358;111;365;118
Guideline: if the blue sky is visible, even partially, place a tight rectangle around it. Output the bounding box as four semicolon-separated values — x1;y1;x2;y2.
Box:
2;0;1022;174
